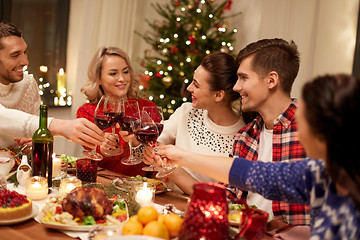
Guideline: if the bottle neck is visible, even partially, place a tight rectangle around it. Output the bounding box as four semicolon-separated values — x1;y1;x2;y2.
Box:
39;105;48;128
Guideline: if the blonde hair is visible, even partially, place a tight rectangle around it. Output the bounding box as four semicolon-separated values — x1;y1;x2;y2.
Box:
81;47;140;103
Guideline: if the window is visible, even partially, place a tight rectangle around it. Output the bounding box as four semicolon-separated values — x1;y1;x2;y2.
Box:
1;0;70;107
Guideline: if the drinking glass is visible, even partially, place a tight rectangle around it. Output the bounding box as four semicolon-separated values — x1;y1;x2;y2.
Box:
82;95;120;160
119;100;142;165
101;96;124;157
141;106;164;171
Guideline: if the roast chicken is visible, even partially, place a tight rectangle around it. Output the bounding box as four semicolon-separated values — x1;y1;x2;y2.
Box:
61;186;113;221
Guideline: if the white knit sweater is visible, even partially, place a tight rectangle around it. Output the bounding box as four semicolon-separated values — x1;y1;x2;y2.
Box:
0;73;45;149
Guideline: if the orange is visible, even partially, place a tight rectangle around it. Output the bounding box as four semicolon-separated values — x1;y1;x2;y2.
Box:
122;220;143;235
129;215;139;222
137;206;159;226
164;213;183;237
158;214;165;225
142;221;169;239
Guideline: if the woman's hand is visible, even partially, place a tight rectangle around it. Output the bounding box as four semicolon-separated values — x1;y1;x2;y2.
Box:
154;144;186;167
118;129;140;147
99;132;123;156
143;143;163;165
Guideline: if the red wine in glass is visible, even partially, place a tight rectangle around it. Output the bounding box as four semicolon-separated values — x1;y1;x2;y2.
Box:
134;128;158;146
119;116;139;134
94;115;114;130
156;123;164;135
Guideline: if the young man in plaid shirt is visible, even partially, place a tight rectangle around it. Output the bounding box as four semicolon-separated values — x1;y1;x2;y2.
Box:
232;38;311;225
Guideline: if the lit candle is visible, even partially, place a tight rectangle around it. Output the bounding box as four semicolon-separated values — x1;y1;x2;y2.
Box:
59;177;82;195
25;176;48;201
52;153;62;178
135;182;155;207
56;68;67;95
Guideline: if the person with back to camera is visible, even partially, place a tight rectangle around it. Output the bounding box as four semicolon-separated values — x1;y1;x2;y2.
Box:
155;73;360;239
77;47;156;176
0;21;104;151
143;52;248;196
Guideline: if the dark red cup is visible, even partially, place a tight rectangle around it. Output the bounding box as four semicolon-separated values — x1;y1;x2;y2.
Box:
76;158;98;183
244;209;269;240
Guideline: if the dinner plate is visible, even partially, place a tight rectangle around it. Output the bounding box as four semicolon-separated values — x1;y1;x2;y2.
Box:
107;236;164;240
0;203;38;225
41;221;122;231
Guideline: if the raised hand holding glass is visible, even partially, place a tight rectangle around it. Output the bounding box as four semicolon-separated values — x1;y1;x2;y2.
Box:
119;100;142;165
141;106;164;172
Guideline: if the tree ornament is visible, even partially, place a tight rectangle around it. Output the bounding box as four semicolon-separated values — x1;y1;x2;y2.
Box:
170;46;179;54
224;0;233;10
155;72;163;78
187;4;193;9
144;49;151;57
188;35;197;45
162;76;173;88
174;1;179;6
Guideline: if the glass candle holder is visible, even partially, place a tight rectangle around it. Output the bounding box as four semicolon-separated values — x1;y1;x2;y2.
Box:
25;176;48;200
134;182;156;207
179;182;251;240
52;153;62;178
59;177;82;195
76;158;98;183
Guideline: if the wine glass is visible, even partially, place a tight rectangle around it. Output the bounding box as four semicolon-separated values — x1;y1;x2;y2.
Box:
119;100;142;165
101;96;124;157
133;110;159;154
141;106;164;171
82;95;120;160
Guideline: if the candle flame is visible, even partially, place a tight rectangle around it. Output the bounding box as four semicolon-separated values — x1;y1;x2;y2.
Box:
59;68;65;76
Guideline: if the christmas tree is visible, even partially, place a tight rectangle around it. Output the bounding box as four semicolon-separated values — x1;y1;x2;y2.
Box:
138;0;240;118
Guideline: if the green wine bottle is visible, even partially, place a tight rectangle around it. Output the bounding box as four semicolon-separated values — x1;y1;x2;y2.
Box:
32;105;53;189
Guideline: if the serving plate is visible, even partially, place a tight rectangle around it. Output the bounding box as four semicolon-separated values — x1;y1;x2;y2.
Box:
107;236;164;240
41;221;122;231
0;204;38;225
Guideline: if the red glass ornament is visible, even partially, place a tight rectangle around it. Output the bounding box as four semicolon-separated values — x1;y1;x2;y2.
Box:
179;183;251;240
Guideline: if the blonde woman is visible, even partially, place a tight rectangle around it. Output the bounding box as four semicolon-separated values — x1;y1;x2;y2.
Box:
77;47;155;176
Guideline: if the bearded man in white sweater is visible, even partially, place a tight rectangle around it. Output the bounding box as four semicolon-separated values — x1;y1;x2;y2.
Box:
0;21;104;150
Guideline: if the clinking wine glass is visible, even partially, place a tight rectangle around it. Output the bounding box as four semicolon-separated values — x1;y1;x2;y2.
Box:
82;95;120;160
142;106;164;172
133;110;159;155
101;96;124;157
119;100;142;165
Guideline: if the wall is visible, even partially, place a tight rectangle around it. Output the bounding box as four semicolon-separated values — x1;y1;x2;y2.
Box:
51;0;359;157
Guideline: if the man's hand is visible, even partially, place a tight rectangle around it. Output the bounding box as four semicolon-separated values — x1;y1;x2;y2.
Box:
49;118;105;149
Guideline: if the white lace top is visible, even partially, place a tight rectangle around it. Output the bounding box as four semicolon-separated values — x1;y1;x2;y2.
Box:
158;102;245;191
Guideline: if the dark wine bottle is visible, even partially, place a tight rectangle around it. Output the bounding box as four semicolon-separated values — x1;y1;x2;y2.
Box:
32;105;53;189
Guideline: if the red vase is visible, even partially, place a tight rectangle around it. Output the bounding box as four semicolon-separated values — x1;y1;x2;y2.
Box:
179;183;251;240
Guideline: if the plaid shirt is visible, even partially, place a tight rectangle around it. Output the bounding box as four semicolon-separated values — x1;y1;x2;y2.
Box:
232;99;311;225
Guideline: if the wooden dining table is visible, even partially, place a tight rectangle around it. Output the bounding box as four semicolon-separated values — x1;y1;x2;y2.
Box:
0;168;290;240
